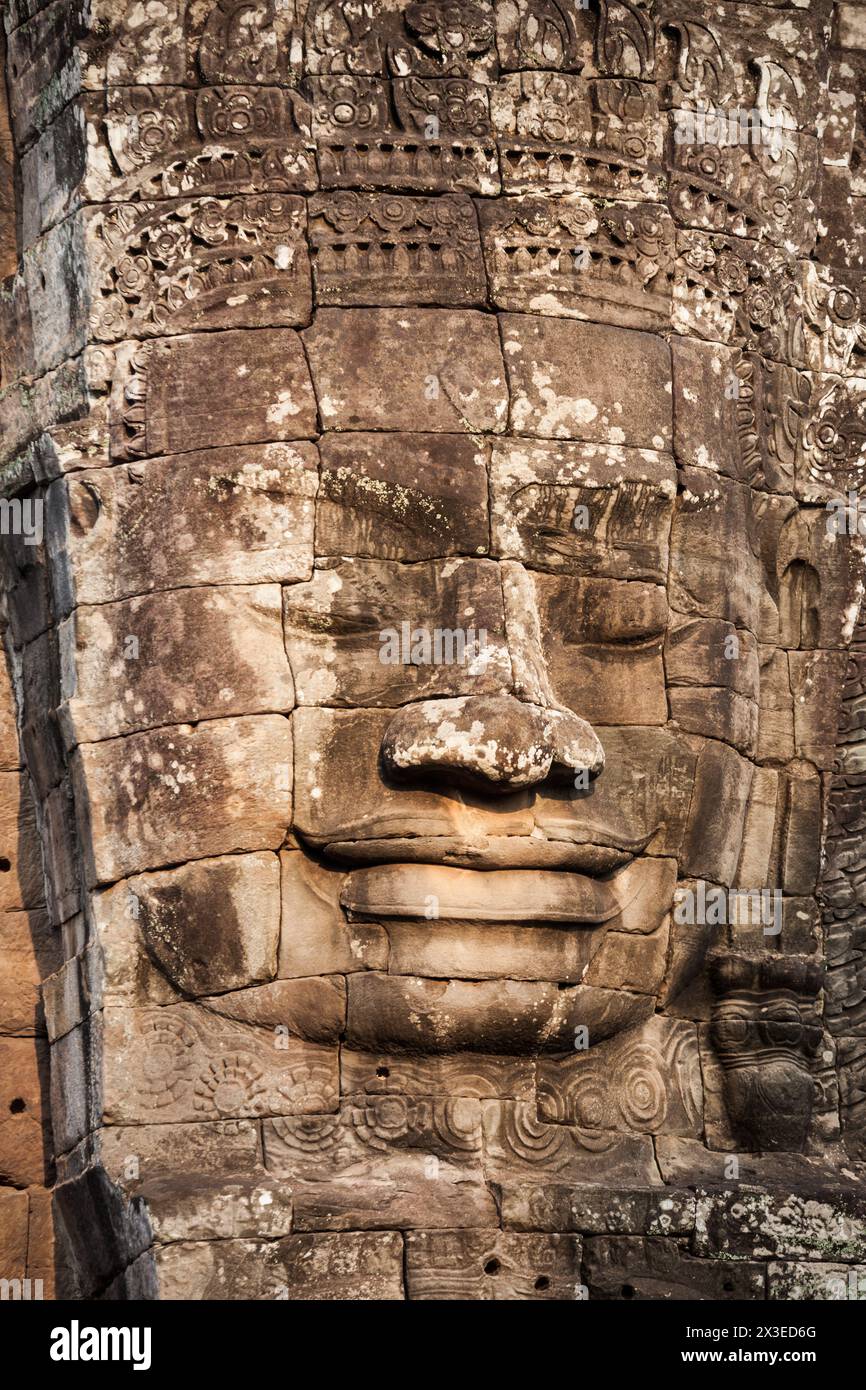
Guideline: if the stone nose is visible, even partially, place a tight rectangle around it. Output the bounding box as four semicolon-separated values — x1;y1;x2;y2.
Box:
381;695;604;795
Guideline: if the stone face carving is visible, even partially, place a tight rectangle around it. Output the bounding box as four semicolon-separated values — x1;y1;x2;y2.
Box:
3;0;866;1305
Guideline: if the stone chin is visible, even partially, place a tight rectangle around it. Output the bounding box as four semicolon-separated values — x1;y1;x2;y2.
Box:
330;854;677;1054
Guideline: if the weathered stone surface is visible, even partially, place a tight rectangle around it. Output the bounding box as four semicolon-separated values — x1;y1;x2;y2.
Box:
102;1004;338;1125
670;471;788;640
316;432;489;561
695;1190;866;1263
534;574;668;725
0;1187;29;1277
51;1164;152;1299
480;197;672;326
581;922;670;994
286;1166;497;1233
666;616;759;756
142;1176;294;1247
292;709;697;865
481;1101;659;1185
61;83;317;210
200;977;346;1044
537;1016;703;1136
116;853;281;998
87;196;312;341
283;558;510;706
381;695;603;791
584;1235;766;1300
709;954;824;1154
0;661;20;772
383;918;604;984
42;951;90;1043
500;1184;695;1236
654;1139;852;1191
789;649;849;768
347;973;654;1054
501;314;672;448
680;739;754;885
49;1019;100;1154
309;192;486;305
7;0;866;1305
99;1121;263;1186
490;439;676;581
0;939;46;1036
302;308;508;433
109;328;318;460
279;848;388;978
671;338;746;479
155;1231;404;1300
263;1096;487;1192
59;584;294;742
405;1230;582;1299
0;773;45;912
72;716;293;884
767;1261;866;1300
274;1106;481;1182
49;444;318;607
0;1037;51;1186
340;1051;534;1102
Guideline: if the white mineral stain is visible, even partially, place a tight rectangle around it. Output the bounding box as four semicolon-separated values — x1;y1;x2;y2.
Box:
267;391;302;424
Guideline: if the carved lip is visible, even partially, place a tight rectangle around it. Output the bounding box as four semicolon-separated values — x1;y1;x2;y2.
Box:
318;832;653;874
339;856;671;928
340;863;623;924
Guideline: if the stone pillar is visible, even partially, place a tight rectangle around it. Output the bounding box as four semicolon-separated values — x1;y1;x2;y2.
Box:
1;0;866;1302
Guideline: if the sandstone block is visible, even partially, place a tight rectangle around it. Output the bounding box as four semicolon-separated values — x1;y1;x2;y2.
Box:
316;432;489;561
59;585;294;743
72;716;292;884
405;1230;583;1299
302;308;508;433
102;1004;338;1125
48;444;318;607
501;314;672;448
109;328;318;460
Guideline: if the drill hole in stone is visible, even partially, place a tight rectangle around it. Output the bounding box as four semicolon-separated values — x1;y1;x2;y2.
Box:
483;1258;501;1276
9;1097;26;1114
534;1276;550;1291
376;1066;390;1078
621;1283;636;1299
0;857;10;871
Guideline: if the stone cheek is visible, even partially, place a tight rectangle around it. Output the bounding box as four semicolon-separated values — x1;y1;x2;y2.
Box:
3;0;866;1305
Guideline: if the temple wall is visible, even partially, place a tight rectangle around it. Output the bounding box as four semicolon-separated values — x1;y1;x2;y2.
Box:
1;0;866;1300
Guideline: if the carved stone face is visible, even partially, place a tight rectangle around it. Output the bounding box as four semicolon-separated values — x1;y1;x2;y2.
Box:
274;306;857;1058
11;5;866;1298
47;1;863;1090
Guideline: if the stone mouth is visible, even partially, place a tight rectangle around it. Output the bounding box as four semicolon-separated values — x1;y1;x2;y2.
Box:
340;862;624;924
339;854;670;930
316;830;655;875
